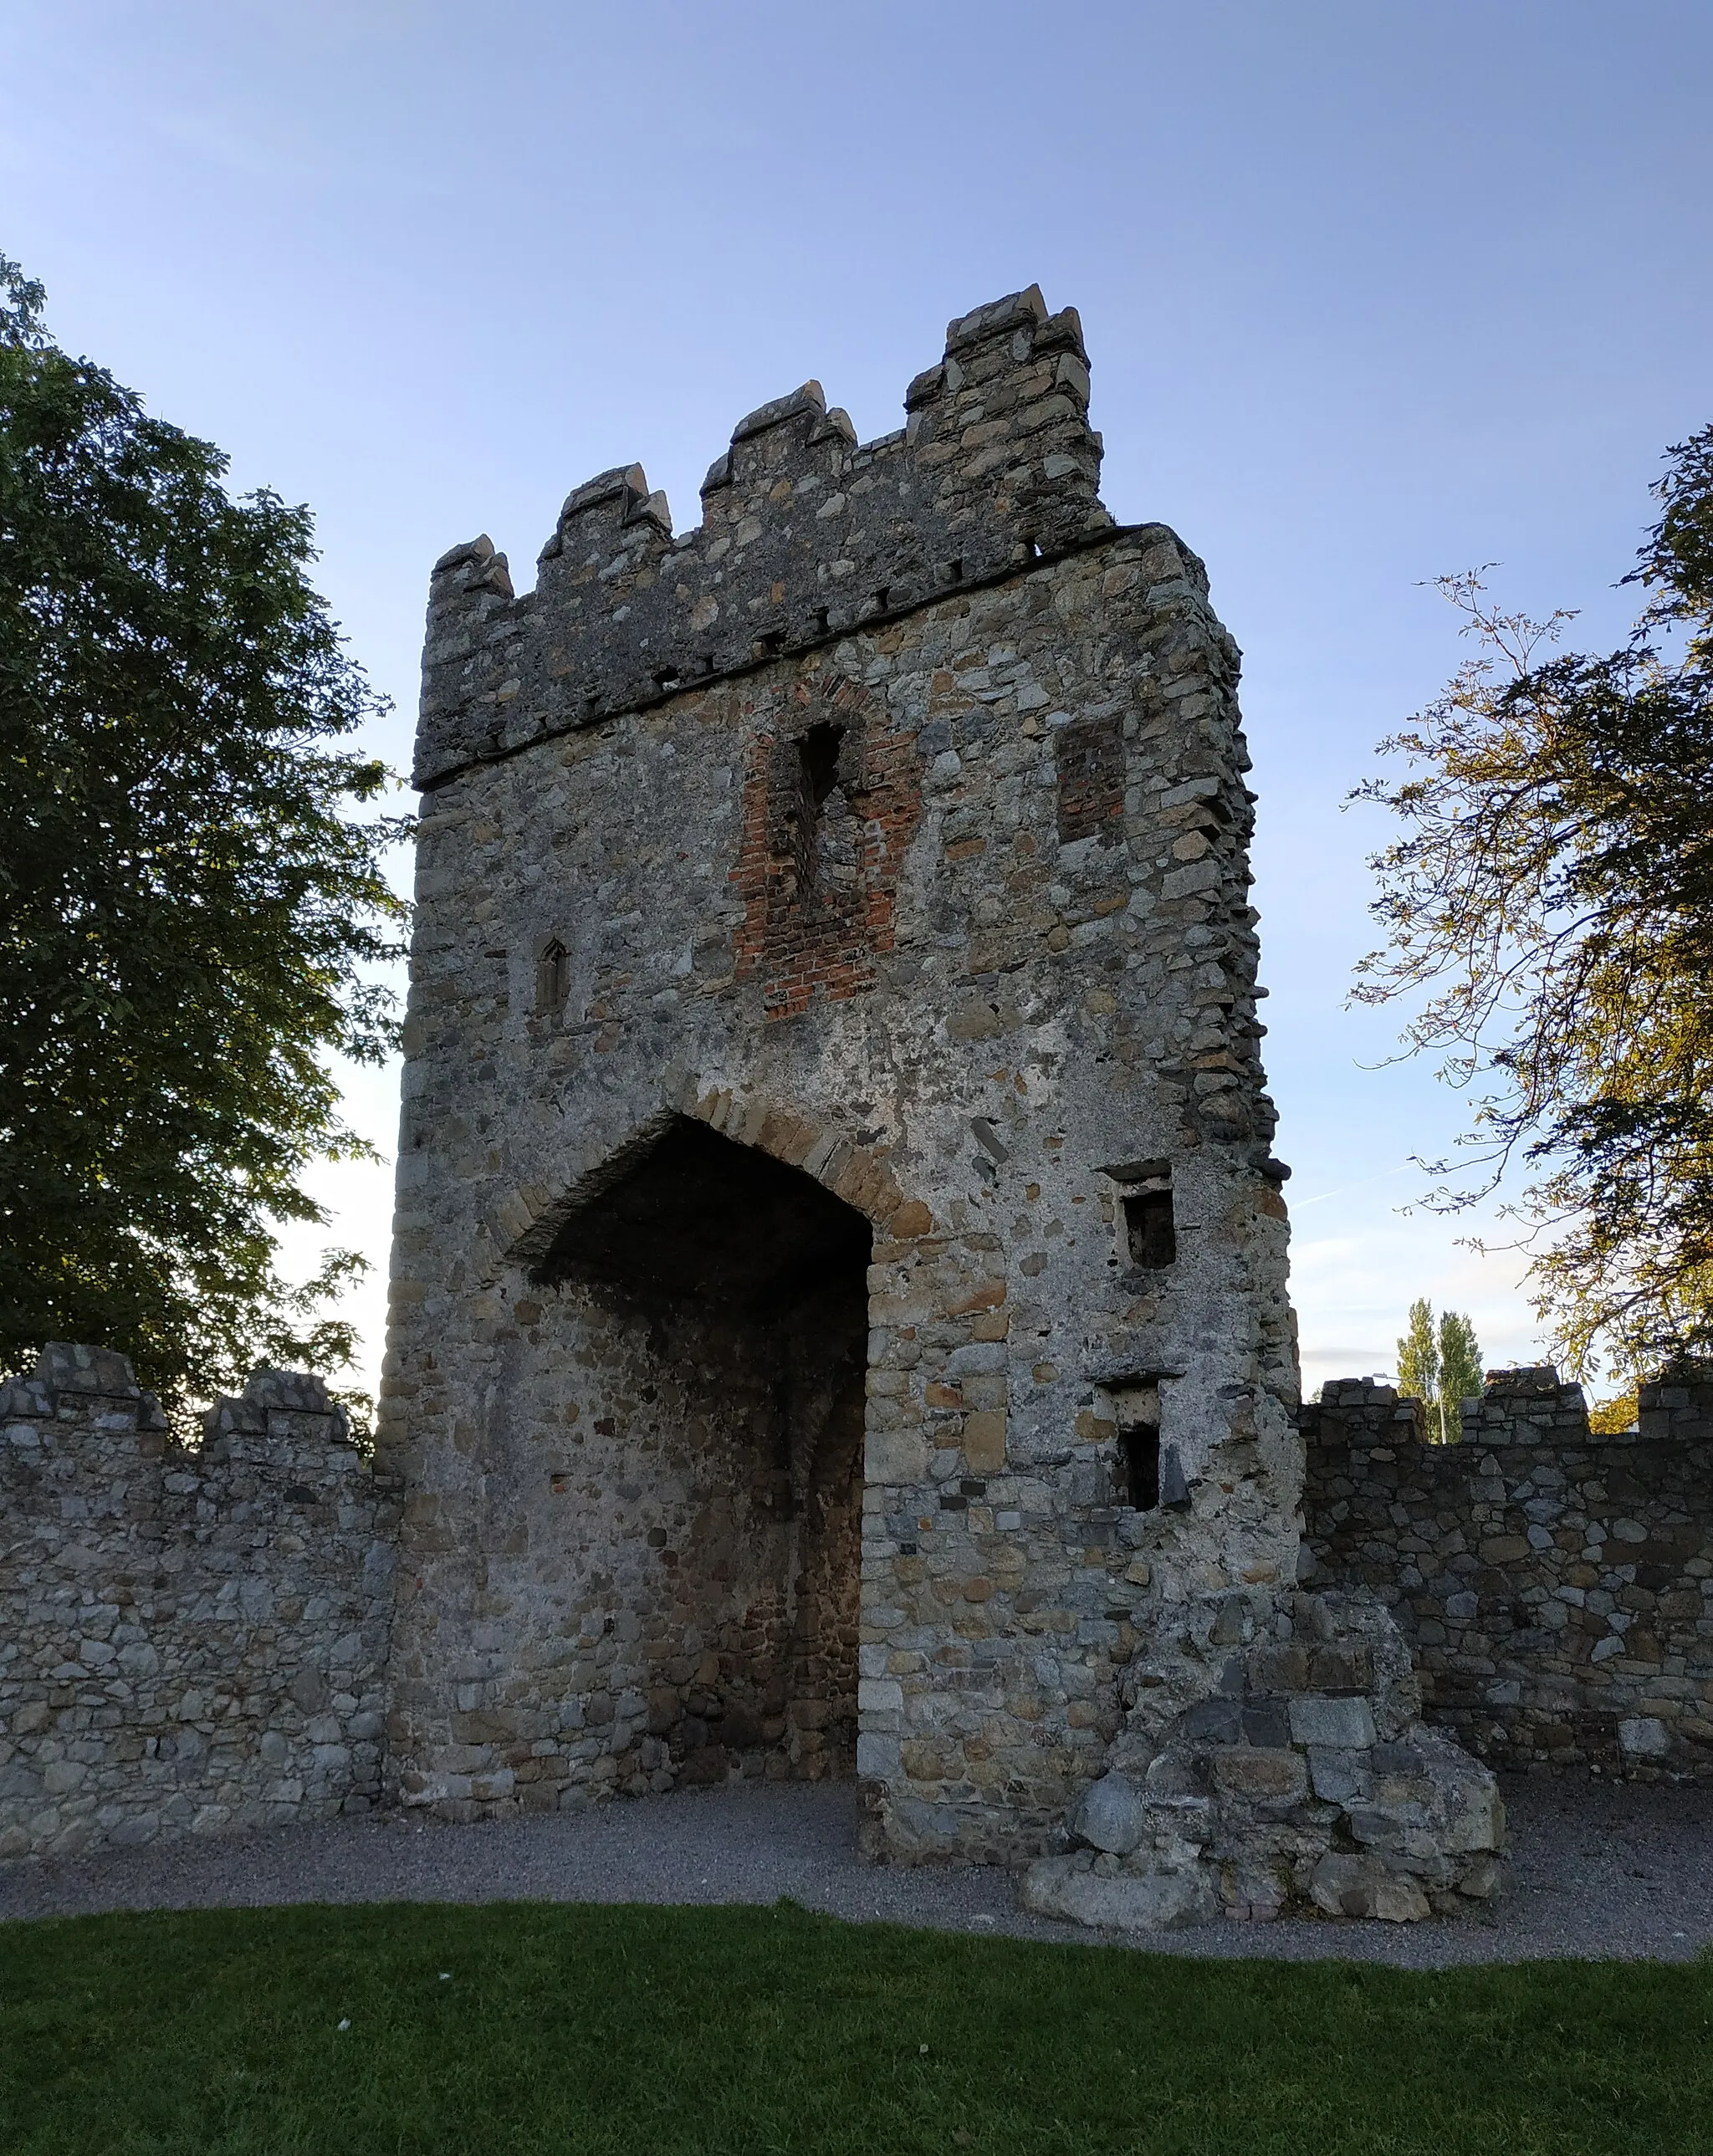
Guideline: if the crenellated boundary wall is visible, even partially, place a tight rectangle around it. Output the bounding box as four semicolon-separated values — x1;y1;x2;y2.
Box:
8;1342;1713;1864
1304;1367;1713;1780
0;1344;399;1860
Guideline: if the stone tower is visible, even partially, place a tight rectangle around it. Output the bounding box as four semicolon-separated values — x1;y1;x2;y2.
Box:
381;288;1499;1917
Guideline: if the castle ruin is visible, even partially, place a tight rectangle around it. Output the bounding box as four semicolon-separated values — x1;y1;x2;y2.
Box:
374;286;1500;1921
2;291;1531;1923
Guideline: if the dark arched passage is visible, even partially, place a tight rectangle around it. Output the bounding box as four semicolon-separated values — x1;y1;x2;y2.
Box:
532;1116;872;1783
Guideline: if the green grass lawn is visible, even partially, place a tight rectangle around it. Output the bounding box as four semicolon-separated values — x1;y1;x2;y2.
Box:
2;1898;1708;2154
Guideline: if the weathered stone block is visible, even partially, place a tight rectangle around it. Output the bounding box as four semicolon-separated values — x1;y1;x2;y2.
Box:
1071;1771;1148;1855
1310;1853;1429;1924
1211;1746;1306;1802
1288;1695;1377;1749
961;1413;1008;1474
1020;1853;1219;1930
1306;1745;1373;1806
1619;1715;1670;1758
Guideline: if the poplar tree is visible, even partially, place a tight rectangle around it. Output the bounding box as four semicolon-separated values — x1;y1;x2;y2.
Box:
1436;1308;1484;1442
1394;1299;1482;1442
0;258;407;1410
1396;1297;1439;1408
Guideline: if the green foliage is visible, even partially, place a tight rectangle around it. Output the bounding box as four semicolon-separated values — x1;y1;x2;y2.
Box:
1353;422;1713;1381
4;1898;1713;2153
1589;1381;1640;1435
1397;1295;1439;1407
1395;1298;1481;1441
0;257;408;1412
1438;1307;1484;1442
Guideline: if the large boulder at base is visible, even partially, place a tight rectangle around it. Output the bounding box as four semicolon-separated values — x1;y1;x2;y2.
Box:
1021;1852;1220;1931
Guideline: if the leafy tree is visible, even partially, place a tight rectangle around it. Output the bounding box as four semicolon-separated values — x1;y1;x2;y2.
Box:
0;257;408;1413
1588;1381;1640;1435
1396;1296;1439;1408
1436;1308;1483;1442
1353;422;1713;1382
1394;1298;1482;1442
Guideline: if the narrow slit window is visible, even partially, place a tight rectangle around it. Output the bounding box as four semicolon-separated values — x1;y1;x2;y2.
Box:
799;722;844;813
1118;1423;1161;1510
784;721;847;903
1123;1186;1175;1269
536;938;569;1016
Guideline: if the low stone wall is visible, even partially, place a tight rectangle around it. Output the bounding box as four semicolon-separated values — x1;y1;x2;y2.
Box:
1303;1368;1713;1778
14;1331;1707;1874
0;1345;399;1859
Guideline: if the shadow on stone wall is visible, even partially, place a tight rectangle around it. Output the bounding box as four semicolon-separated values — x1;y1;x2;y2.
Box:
1303;1365;1713;1779
0;1344;398;1860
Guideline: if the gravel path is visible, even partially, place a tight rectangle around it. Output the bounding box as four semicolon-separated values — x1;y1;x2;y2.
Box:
3;1775;1710;1966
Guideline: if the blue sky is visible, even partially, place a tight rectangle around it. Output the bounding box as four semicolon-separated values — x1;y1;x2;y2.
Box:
5;1;1710;1398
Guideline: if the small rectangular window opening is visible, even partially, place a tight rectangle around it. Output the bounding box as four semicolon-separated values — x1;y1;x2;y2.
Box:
785;722;847;902
1123;1186;1176;1269
536;938;569;1015
1119;1423;1160;1511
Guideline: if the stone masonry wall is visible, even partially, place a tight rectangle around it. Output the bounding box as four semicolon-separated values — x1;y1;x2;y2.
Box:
405;1255;869;1812
1304;1368;1713;1778
382;286;1312;1868
0;1344;398;1860
414;292;1107;789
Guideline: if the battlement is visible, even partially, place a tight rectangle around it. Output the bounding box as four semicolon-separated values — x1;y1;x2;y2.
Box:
415;285;1116;789
1303;1361;1713;1780
1;1346;393;1860
0;1340;164;1420
1306;1366;1594;1446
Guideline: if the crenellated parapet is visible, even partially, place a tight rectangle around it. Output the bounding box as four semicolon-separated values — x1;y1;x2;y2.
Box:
0;1346;398;1861
415;285;1112;788
1460;1366;1592;1445
1304;1363;1713;1779
1638;1362;1713;1442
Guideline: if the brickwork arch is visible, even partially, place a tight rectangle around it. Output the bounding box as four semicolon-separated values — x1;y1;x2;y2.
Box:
486;1077;935;1280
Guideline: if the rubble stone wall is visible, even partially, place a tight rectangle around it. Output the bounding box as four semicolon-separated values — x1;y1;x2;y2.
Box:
383;285;1309;1866
1303;1369;1713;1778
0;1345;398;1860
418;1262;870;1812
